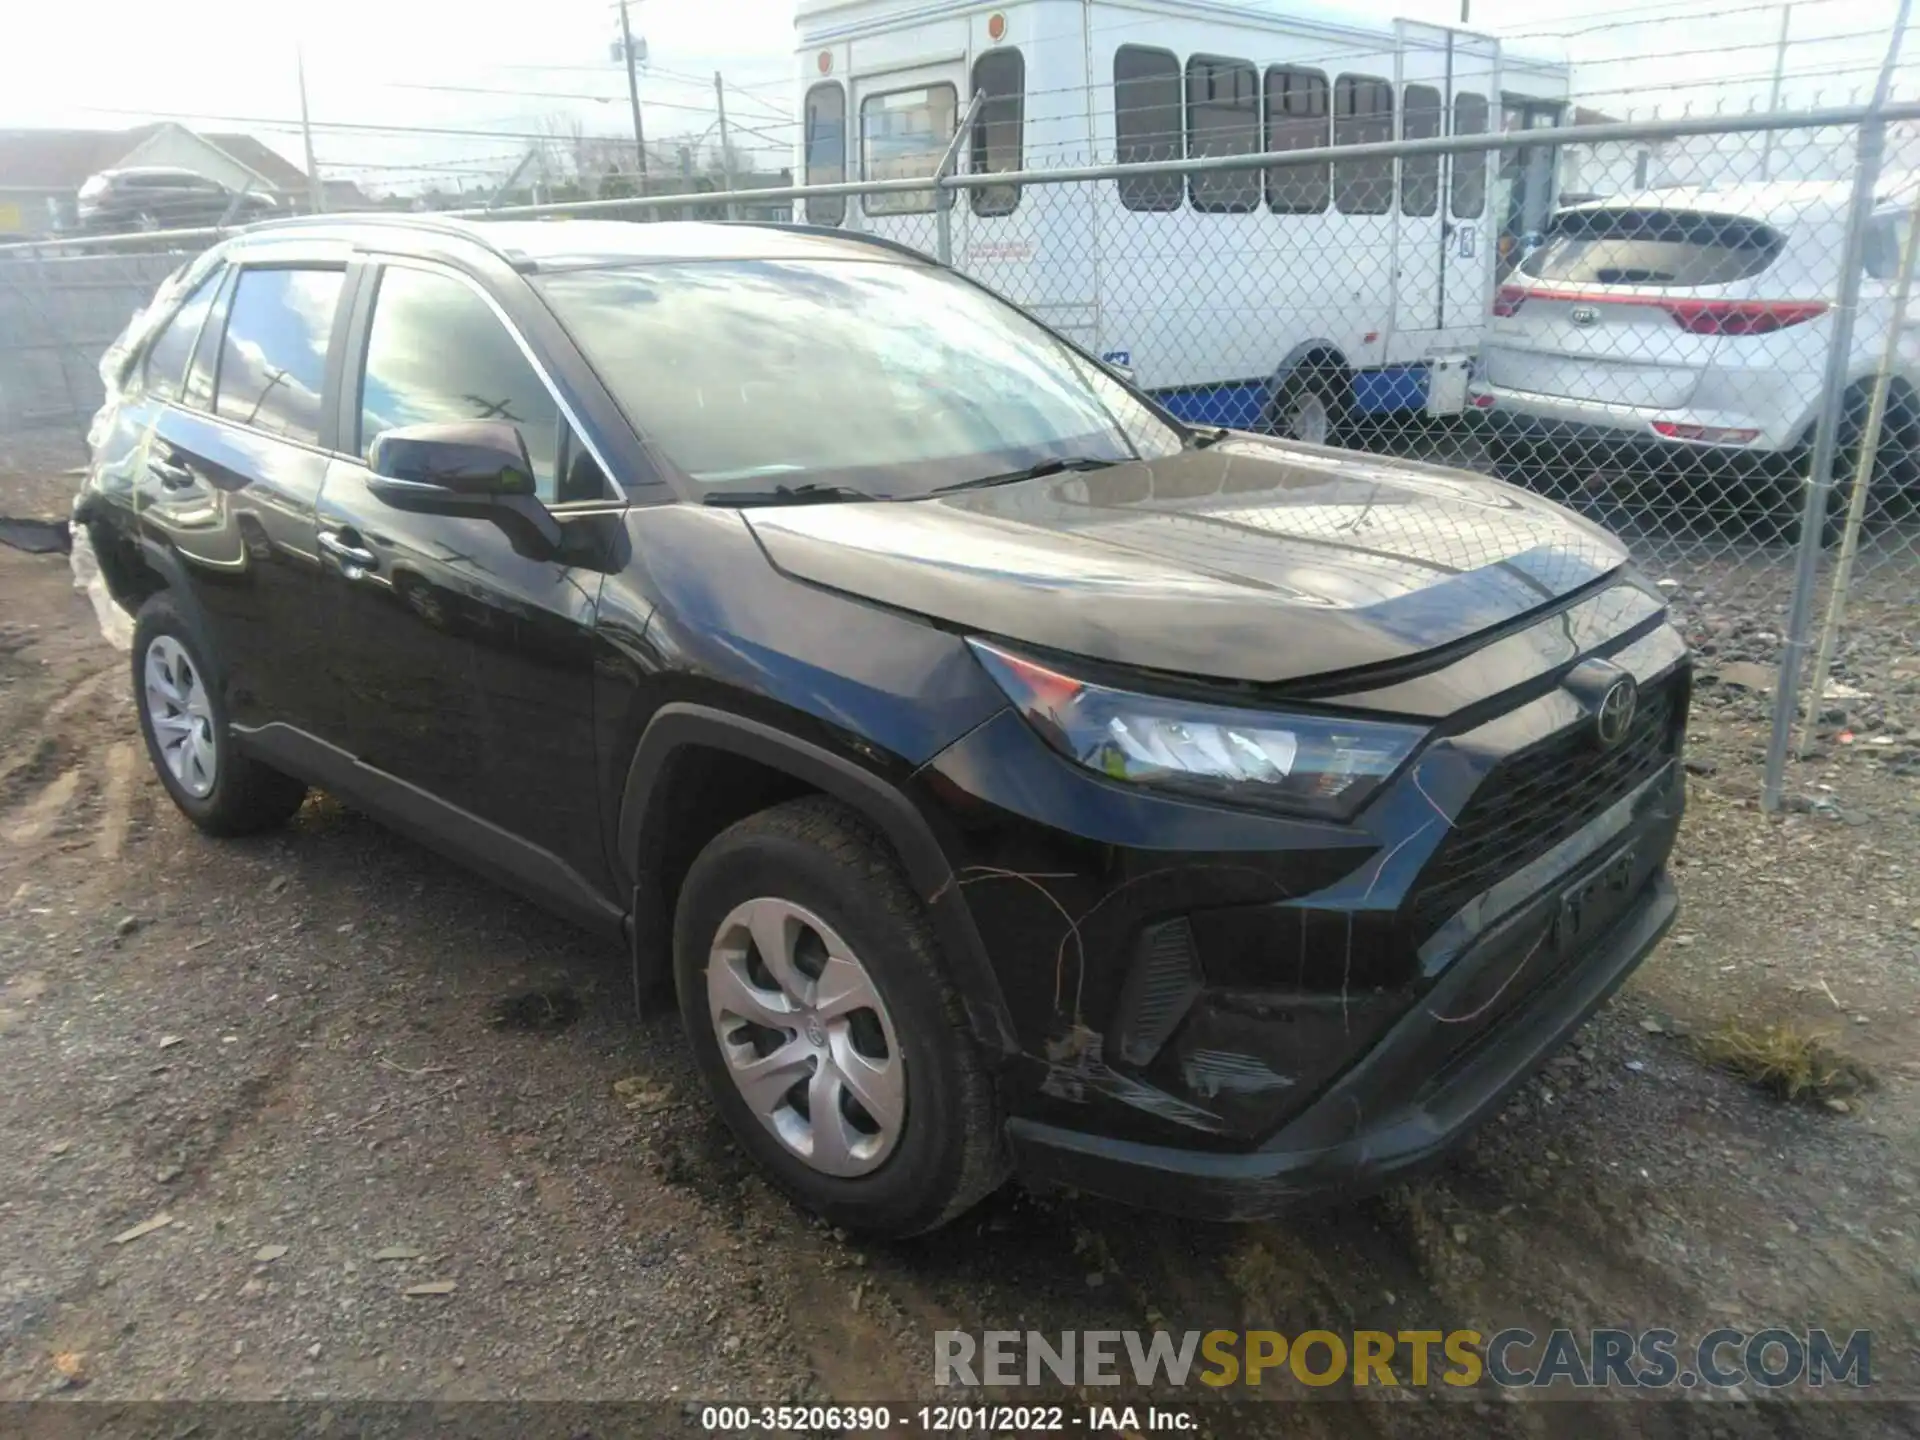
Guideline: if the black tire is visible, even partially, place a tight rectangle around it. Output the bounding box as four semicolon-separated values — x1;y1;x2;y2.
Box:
1484;432;1541;486
1264;367;1350;448
1818;382;1920;546
131;591;307;836
673;795;1005;1236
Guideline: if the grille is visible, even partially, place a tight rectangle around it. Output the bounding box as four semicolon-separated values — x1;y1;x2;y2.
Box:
1409;676;1681;940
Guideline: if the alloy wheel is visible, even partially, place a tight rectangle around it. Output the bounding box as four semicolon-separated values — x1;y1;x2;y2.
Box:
705;897;905;1177
1289;392;1332;445
143;634;218;798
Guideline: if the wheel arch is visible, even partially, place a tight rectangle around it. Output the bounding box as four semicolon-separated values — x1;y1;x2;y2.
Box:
1268;341;1354;400
616;704;1018;1056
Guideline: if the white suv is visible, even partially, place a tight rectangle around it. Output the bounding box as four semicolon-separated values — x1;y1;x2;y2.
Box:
1470;182;1920;530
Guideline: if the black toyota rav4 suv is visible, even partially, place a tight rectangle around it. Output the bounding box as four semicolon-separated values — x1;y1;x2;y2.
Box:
77;216;1687;1236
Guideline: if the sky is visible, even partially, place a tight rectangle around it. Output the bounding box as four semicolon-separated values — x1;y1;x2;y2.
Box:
1;0;1911;194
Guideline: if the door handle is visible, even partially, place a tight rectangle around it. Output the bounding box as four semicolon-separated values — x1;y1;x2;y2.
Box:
148;456;194;489
317;529;378;573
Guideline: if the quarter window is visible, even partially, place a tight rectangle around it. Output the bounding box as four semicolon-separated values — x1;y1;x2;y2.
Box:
1114;46;1182;212
860;84;957;216
1334;75;1393;215
1401;84;1443;217
1451;93;1489;218
142;268;223;404
803;82;846;226
213;267;344;445
1185;56;1259;213
1264;67;1329;214
970;49;1025;217
358;267;563;502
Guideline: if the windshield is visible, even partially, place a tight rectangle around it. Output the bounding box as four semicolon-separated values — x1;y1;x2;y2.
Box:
534;258;1184;498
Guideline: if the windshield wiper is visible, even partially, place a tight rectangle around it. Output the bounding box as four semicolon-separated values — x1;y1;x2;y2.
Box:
930;456;1123;495
704;483;880;508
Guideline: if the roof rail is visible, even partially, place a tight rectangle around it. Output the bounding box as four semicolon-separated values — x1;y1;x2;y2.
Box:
235;210;498;249
727;219;940;265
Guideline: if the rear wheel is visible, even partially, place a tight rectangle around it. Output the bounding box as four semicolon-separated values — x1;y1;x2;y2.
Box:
673;796;1005;1236
1782;384;1920;547
1484;433;1543;486
132;592;307;836
1265;367;1349;447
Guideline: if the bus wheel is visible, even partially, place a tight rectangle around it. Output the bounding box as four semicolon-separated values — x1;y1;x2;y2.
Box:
1267;369;1348;447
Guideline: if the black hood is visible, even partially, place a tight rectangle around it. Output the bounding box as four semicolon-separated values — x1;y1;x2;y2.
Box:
743;437;1630;685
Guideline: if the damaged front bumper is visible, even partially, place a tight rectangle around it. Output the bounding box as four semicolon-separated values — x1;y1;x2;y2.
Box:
1004;851;1677;1222
919;609;1689;1218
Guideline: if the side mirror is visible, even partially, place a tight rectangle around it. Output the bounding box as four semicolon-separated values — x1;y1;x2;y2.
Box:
366;419;561;554
367;419;536;498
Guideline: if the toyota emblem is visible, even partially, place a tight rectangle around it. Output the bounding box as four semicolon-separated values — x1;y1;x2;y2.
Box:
1570;305;1600;326
1595;675;1638;749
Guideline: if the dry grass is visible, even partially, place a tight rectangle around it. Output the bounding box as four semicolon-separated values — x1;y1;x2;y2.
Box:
1694;1020;1877;1105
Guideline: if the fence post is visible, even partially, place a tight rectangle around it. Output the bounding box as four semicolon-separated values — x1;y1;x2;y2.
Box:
933;92;985;266
1761;114;1886;810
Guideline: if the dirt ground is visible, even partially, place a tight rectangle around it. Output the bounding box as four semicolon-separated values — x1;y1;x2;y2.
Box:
1;453;1918;1436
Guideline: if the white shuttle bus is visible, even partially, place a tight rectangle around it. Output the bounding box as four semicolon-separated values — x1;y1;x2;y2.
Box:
793;0;1571;439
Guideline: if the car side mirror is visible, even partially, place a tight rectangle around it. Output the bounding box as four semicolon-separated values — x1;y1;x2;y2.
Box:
367;419;537;498
366;419;561;553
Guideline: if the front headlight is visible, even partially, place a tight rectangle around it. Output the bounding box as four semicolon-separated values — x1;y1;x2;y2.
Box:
969;639;1425;820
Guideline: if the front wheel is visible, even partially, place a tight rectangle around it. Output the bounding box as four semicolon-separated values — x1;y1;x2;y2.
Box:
673;796;1005;1236
132;592;308;836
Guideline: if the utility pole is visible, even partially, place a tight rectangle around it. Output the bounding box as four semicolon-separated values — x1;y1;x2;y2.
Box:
618;0;649;185
296;44;325;215
1760;3;1793;180
1459;1;1470;23
714;71;738;219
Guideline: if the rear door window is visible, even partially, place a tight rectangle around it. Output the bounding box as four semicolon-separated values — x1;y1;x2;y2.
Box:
1450;93;1489;219
803;83;846;226
213;267;345;444
970;49;1025;217
860;84;957;215
1521;209;1785;287
1400;84;1442;217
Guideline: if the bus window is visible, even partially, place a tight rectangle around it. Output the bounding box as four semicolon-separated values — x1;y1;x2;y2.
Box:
861;84;958;215
1334;75;1393;215
1401;84;1442;217
971;49;1024;217
1264;66;1328;214
804;82;846;225
1114;46;1182;211
1186;55;1258;213
1451;92;1489;218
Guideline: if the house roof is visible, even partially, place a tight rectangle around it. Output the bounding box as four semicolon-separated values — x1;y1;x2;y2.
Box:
204;133;310;192
0;124;309;193
0;125;159;189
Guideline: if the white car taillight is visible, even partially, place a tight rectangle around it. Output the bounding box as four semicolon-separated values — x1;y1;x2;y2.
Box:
1492;285;1829;336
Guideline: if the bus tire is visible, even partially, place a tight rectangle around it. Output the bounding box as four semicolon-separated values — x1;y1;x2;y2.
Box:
1266;367;1349;448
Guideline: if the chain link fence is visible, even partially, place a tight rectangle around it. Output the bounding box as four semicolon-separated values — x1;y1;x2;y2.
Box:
2;106;1917;802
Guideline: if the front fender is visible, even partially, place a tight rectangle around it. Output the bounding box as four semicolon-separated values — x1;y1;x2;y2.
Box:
617;702;1019;1056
